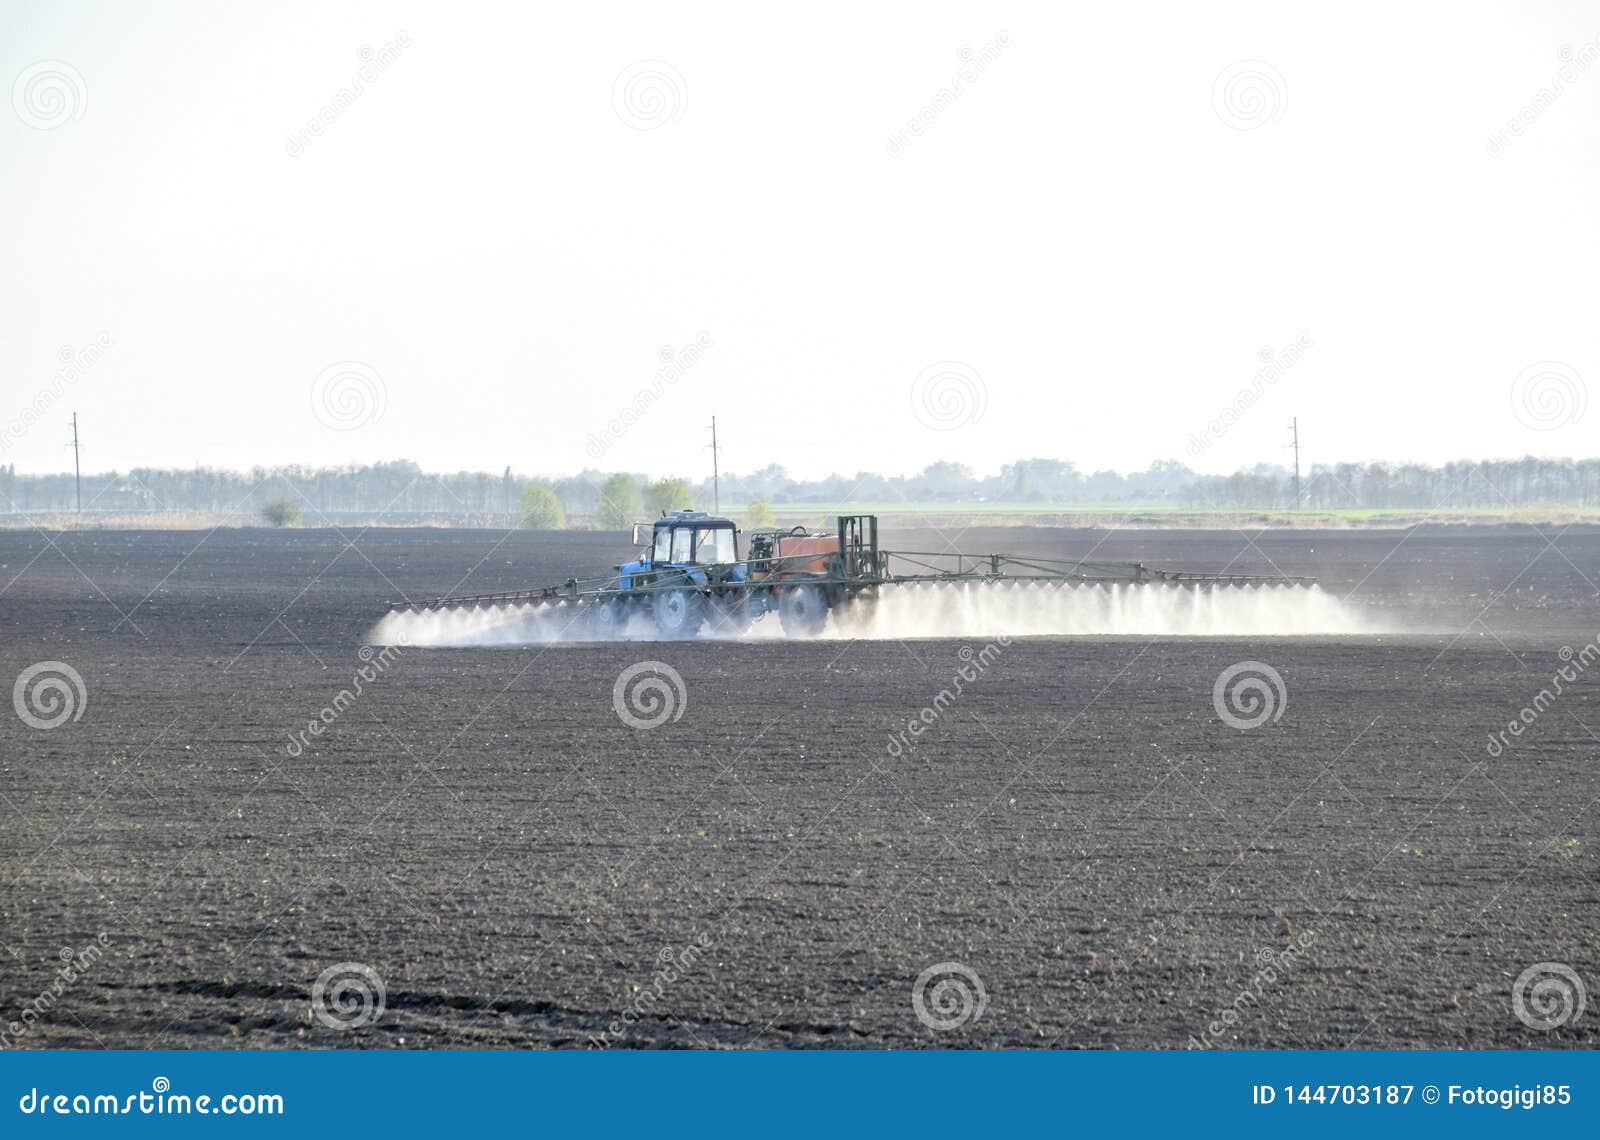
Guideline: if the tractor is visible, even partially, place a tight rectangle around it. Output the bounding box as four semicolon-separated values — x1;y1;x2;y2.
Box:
602;509;869;638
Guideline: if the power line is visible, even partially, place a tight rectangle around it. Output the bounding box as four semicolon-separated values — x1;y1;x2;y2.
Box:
708;415;720;514
70;412;82;513
1287;417;1301;508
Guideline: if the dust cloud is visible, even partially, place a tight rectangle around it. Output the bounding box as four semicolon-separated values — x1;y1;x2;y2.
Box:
368;581;1379;647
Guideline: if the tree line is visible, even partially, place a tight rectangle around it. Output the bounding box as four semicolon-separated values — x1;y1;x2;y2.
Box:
1;456;1596;524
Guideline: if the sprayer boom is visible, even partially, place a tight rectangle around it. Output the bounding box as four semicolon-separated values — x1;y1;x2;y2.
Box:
380;513;1315;639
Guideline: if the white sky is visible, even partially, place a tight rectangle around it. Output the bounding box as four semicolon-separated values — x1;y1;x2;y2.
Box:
2;1;1596;481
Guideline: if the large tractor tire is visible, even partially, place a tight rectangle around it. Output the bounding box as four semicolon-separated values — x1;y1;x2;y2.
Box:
653;588;706;639
778;583;830;637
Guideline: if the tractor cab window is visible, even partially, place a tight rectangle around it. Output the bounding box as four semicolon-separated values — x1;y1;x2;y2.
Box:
695;527;735;565
670;526;694;563
653;527;671;562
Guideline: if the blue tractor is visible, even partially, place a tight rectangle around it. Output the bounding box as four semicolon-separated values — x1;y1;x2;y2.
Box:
602;510;754;638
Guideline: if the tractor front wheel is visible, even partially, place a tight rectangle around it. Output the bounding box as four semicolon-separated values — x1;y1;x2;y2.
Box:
778;583;830;637
588;599;628;639
653;589;706;639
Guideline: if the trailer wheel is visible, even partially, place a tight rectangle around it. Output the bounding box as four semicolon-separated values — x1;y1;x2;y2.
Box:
653;589;705;639
778;583;829;637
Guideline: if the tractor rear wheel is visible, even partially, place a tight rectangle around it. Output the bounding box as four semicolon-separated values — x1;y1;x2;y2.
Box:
778;583;830;637
653;589;706;639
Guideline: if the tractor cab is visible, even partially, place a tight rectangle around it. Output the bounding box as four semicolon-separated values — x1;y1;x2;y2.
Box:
618;509;745;588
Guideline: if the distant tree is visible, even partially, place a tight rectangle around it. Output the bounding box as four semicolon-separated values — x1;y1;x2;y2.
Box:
919;461;978;497
644;477;692;516
261;499;302;527
743;498;775;528
1001;458;1080;500
596;473;642;528
517;484;565;529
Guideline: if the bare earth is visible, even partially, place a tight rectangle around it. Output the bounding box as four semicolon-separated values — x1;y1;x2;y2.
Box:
1;525;1596;1048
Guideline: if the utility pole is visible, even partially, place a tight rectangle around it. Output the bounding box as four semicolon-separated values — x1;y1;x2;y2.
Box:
709;416;720;514
70;412;82;513
1288;417;1301;509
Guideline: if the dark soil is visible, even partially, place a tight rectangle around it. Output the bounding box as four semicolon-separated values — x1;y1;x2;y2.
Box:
1;525;1596;1048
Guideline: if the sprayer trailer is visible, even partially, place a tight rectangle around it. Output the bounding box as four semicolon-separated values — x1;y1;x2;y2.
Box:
382;511;1316;639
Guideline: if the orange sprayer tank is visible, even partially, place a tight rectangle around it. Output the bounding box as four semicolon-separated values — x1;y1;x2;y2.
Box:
771;534;835;578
